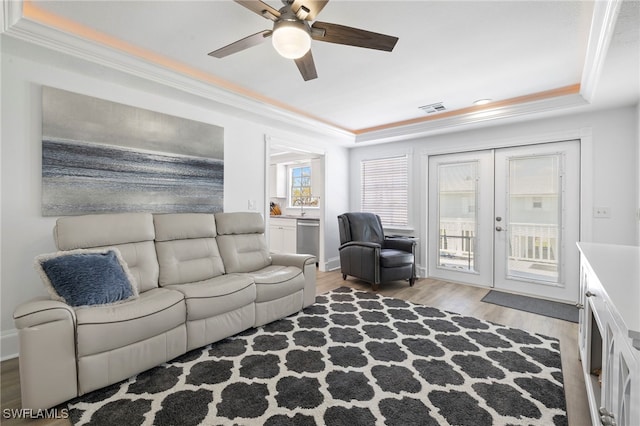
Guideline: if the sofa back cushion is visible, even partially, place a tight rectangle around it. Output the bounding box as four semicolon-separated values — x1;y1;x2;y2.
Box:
153;214;225;286
215;212;271;273
54;213;159;293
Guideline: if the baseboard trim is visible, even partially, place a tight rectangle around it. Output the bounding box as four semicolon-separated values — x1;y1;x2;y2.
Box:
1;328;19;361
325;257;341;272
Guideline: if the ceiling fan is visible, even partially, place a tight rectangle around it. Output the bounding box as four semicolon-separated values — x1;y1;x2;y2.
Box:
208;0;399;81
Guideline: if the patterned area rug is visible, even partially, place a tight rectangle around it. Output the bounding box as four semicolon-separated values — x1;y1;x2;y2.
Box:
67;287;568;425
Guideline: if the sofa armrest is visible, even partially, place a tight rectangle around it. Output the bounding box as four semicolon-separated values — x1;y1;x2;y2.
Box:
270;252;315;270
14;298;77;329
13;298;78;409
270;253;317;308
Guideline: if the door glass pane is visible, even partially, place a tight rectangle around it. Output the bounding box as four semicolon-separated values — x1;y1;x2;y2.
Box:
507;154;561;283
437;162;478;272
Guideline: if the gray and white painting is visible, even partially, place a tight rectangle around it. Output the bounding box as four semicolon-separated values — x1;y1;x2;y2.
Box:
41;86;224;216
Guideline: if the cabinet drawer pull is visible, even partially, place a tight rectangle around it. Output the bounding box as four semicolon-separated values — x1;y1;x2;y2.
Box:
576;303;584;309
586;291;596;297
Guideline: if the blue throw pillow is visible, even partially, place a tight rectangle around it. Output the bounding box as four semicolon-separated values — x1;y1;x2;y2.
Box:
35;248;138;307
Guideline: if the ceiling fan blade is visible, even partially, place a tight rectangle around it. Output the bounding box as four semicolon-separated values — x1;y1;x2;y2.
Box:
311;21;398;52
234;0;281;21
208;30;272;58
291;0;329;20
294;50;318;81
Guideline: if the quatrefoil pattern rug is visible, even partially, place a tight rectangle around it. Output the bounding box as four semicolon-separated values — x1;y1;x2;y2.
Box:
67;287;568;425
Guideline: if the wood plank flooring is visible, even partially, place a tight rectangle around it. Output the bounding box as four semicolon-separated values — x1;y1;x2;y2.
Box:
1;270;591;425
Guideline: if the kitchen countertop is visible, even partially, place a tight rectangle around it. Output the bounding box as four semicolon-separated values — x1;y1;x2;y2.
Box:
270;215;319;220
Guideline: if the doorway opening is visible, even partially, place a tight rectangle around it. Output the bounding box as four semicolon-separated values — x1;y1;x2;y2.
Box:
266;139;326;271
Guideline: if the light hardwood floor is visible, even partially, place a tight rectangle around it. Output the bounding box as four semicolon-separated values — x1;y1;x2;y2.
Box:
1;270;591;425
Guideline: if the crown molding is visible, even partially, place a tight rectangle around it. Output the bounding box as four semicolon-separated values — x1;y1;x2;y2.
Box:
2;1;355;143
2;0;621;146
353;92;588;144
1;0;22;33
580;0;624;103
353;0;621;144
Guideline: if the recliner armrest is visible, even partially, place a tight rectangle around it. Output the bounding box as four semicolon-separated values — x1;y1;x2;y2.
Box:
383;238;416;252
270;253;316;270
14;298;76;329
13;297;79;410
339;241;381;250
270;253;317;308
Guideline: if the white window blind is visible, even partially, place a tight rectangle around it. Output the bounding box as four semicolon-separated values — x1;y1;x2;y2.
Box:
360;155;409;227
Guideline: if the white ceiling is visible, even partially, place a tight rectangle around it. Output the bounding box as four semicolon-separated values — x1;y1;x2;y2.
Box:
5;0;640;143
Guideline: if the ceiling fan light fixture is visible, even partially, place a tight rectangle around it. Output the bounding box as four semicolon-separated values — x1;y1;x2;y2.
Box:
272;20;311;59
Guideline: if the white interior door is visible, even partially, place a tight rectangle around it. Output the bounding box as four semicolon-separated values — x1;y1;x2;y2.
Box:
428;140;580;302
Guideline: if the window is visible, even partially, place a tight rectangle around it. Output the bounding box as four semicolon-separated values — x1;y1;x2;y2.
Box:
360;155;409;227
289;165;317;207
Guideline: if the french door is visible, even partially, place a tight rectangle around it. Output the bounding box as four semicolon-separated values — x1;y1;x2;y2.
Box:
428;141;580;302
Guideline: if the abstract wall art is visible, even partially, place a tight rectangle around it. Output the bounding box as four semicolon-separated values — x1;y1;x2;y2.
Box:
41;86;224;216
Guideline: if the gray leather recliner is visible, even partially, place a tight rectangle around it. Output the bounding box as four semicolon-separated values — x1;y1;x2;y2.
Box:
337;212;416;290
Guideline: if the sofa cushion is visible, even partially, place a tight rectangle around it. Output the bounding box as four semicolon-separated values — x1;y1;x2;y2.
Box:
54;213;159;293
153;213;225;286
166;274;255;321
380;249;414;268
214;212;264;235
34;248;138;308
153;213;216;242
156;239;225;286
244;265;305;303
216;234;271;273
75;288;185;357
214;212;271;273
55;213;155;250
98;241;159;293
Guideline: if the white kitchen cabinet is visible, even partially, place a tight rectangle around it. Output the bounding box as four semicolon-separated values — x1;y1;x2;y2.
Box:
269;217;296;253
577;243;640;426
269;164;287;198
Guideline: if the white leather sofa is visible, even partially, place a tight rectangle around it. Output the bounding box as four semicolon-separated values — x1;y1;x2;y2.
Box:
13;212;316;410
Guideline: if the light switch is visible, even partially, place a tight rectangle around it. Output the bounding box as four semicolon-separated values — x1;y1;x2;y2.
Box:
248;200;256;210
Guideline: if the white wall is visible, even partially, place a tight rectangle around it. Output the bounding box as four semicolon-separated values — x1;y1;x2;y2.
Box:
0;36;349;359
349;105;640;275
637;103;640;243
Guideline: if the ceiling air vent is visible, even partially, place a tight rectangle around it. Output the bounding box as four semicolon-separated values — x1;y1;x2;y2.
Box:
419;102;446;114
